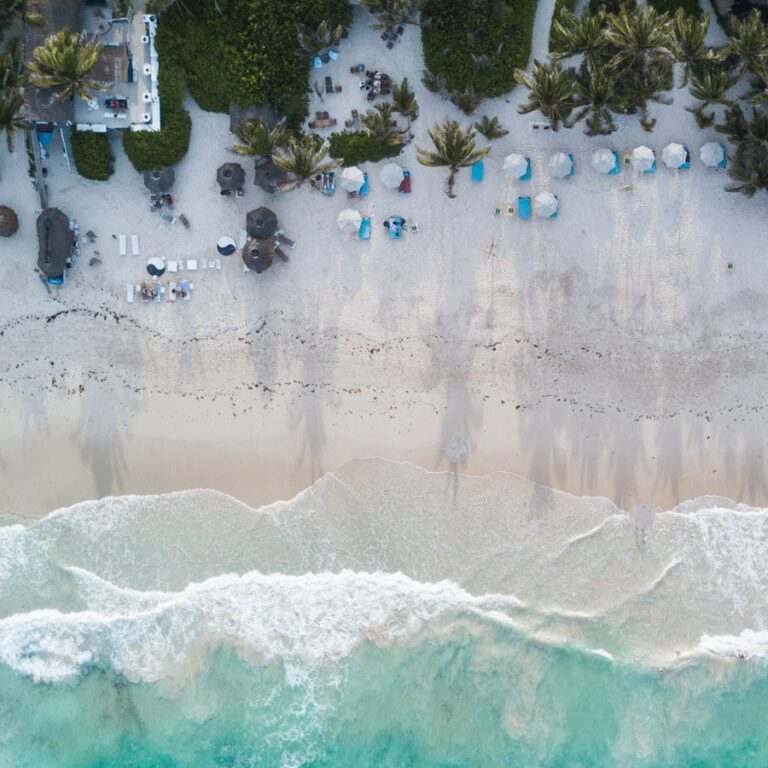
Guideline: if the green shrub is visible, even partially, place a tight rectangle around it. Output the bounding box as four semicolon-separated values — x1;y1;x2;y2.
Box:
122;62;191;171
422;0;537;99
71;129;114;181
328;131;403;166
549;0;578;50
155;0;353;126
647;0;700;15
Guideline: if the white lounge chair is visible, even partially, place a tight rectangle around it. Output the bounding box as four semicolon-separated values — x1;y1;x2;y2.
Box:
131;234;140;257
239;229;248;247
187;259;198;271
119;234;127;256
167;260;178;273
215;259;222;269
126;283;134;303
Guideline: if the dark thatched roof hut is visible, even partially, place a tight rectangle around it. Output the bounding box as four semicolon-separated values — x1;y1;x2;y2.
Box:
0;206;19;237
143;167;175;194
22;0;81;123
253;158;288;194
246;207;278;240
217;163;245;194
36;208;72;278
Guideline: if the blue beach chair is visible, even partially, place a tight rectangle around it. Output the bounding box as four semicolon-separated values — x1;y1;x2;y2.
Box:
358;216;371;240
520;158;531;181
518;196;531;220
388;219;403;239
644;160;657;174
719;145;727;169
328;48;339;61
567;153;575;176
680;147;691;170
609;151;620;174
154;283;162;302
471;161;484;182
358;172;369;197
312;56;322;69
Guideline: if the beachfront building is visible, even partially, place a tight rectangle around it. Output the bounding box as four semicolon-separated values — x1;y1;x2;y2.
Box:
22;0;161;165
36;208;76;285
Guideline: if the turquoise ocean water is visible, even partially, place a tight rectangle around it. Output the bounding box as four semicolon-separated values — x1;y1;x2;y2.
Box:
1;460;767;767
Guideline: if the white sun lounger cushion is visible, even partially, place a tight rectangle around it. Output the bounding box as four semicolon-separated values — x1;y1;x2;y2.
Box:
119;234;127;256
131;234;140;256
126;283;134;303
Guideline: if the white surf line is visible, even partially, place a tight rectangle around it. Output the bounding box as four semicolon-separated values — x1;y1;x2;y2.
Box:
552;516;616;560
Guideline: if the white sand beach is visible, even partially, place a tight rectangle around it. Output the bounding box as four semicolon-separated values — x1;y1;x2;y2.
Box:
1;4;767;518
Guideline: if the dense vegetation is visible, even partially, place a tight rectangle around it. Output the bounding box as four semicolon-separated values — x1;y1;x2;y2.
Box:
155;0;353;125
122;60;191;171
421;0;537;108
328;131;403;165
71;129;114;181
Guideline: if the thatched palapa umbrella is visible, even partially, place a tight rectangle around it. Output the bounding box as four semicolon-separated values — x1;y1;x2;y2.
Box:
143;167;175;193
217;162;245;194
242;236;277;274
0;206;18;237
253;158;288;193
246;206;278;240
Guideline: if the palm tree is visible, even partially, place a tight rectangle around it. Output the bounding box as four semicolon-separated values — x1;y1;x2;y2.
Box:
231;117;290;162
604;2;673;74
550;8;608;71
0;0;44;26
473;115;508;140
359;0;425;29
686;66;736;127
27;31;104;104
0;89;24;152
145;0;193;16
296;20;343;58
727;9;768;78
271;133;337;190
726;143;768;197
618;61;673;131
716;104;749;143
672;9;722;87
514;59;576;131
573;64;625;135
416;118;490;198
0;38;24;91
361;102;400;144
391;77;418;136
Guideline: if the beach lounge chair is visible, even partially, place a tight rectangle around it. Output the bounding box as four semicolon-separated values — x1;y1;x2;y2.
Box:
609;151;621;174
154;283;162;302
644;160;657;174
187;259;198;271
494;204;502;216
169;281;177;301
119;234;127;256
358;172;369;197
506;204;515;218
275;247;290;263
312;56;322;69
181;279;192;301
399;170;411;194
167;260;178;273
680;147;691;170
321;172;335;196
215;259;222;269
520;158;531;181
388;220;402;239
131;234;140;257
719;147;727;169
358;216;371;240
328;49;339;61
471;161;484;182
126;283;134;303
567;153;575;176
518;196;531;220
276;230;296;248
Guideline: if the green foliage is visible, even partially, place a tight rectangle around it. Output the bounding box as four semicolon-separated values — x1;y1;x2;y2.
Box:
328;130;403;165
647;0;700;17
421;0;537;100
549;0;577;50
122;62;191;171
71;129;114;181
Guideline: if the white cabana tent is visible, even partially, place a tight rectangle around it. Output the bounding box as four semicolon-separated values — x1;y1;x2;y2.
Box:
662;142;687;169
336;208;363;235
503;152;529;179
340;165;365;192
631;145;655;172
534;191;559;219
379;163;405;188
591;148;617;174
548;152;573;178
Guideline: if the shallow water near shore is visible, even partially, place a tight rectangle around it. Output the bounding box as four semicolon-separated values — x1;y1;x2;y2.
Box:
1;459;767;766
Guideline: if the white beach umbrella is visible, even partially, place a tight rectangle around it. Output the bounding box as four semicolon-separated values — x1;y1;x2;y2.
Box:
379;162;405;188
548;151;573;178
630;145;655;172
534;191;559;218
336;208;363;235
662;142;687;169
591;148;616;174
700;141;725;168
503;152;528;179
340;165;365;192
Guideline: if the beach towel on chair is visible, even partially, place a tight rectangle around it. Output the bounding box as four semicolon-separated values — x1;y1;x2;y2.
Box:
518;197;531;220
